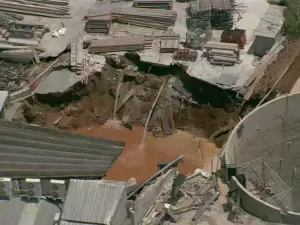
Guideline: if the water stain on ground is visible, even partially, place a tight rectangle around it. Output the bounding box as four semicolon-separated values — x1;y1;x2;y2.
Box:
76;122;218;182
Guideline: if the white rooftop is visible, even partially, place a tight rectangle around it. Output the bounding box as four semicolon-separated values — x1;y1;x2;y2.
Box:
254;5;285;38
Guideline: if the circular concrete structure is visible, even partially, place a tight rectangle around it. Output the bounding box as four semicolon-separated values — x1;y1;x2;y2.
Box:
223;93;300;223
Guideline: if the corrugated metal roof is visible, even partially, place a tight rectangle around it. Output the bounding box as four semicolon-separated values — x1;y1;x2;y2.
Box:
254;5;284;38
0;198;59;225
0;120;124;178
61;179;126;224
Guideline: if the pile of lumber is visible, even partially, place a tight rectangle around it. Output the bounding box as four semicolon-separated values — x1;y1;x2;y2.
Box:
204;41;240;66
84;9;112;34
112;8;177;30
0;19;48;63
89;36;145;53
133;0;173;10
0;0;70;18
85;15;111;34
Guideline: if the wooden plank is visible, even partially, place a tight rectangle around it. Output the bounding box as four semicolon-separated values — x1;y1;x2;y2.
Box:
192;192;219;221
116;88;135;112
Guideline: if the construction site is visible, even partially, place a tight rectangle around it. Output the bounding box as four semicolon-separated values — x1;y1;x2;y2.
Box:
0;0;300;224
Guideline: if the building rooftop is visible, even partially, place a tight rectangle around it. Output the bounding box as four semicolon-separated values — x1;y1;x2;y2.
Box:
254;5;285;38
0;119;124;178
61;179;127;225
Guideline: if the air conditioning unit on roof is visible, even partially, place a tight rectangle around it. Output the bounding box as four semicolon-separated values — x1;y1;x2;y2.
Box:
25;178;42;198
49;180;66;199
0;177;12;198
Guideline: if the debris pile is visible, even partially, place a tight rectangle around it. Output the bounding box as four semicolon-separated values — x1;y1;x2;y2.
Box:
112;8;177;30
133;0;173;10
0;0;71;18
144;169;220;225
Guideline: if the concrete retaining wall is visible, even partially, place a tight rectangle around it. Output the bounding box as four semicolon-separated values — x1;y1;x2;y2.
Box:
223;93;300;222
231;176;300;224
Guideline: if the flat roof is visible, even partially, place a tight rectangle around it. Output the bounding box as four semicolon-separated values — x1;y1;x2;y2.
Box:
254;5;285;38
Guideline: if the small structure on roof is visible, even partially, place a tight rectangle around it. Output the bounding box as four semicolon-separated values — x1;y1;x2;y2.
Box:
61;179;127;225
248;5;284;57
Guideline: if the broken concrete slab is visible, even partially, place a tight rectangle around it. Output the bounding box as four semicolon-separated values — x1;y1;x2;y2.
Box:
35;69;81;94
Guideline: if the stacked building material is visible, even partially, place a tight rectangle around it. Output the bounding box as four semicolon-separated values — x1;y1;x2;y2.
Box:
133;0;173;10
84;9;112;34
0;0;70;18
188;0;234;29
90;36;145;53
70;35;84;75
173;49;198;61
204;41;240;66
0;19;47;62
160;29;179;53
85;16;111;34
112;8;177;30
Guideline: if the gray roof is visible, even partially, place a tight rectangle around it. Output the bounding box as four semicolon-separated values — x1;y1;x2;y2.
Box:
61;179;126;224
0;91;8;111
0;119;124;178
0;198;59;225
254;5;284;38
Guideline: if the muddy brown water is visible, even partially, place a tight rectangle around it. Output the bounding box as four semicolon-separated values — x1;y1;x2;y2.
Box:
76;121;218;182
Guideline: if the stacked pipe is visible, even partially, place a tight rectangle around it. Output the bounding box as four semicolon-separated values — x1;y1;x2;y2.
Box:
84;13;111;34
112;8;177;30
89;36;145;53
133;0;173;10
0;0;70;18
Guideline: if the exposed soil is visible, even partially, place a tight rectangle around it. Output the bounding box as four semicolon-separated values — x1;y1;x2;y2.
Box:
252;40;300;98
19;56;240;147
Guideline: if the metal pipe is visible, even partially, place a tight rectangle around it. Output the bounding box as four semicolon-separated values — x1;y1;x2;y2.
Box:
127;155;184;199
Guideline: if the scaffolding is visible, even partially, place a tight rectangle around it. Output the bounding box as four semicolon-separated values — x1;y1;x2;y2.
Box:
186;20;212;49
188;0;235;30
237;158;293;212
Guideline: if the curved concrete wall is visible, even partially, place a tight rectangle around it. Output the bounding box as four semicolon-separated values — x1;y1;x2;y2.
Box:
224;93;300;222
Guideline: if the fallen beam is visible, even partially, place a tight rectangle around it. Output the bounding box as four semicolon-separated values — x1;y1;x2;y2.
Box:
117;88;135;112
192;191;219;221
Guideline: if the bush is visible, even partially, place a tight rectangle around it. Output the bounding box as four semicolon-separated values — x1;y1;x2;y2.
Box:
283;0;300;39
